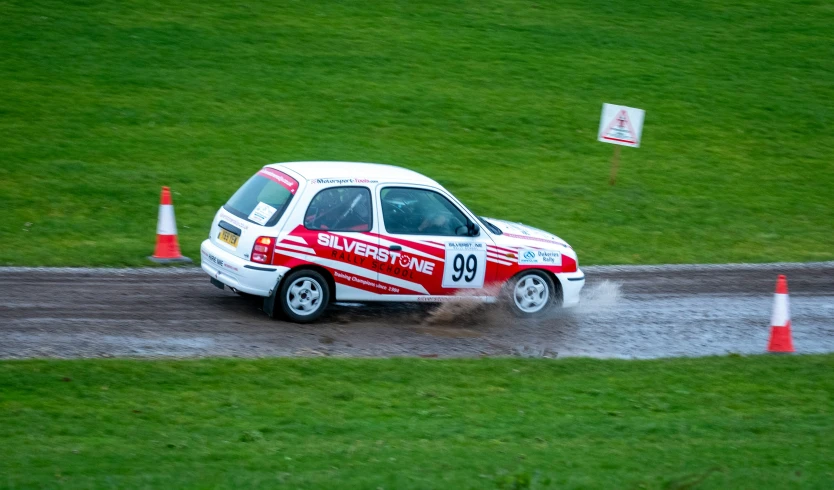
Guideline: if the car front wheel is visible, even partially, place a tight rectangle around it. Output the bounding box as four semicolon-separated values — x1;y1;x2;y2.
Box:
278;270;330;323
506;270;557;317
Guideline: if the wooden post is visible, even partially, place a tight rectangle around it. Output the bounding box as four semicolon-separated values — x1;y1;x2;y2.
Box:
609;145;622;186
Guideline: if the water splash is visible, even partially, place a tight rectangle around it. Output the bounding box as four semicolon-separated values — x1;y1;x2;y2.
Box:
423;285;503;326
575;280;622;312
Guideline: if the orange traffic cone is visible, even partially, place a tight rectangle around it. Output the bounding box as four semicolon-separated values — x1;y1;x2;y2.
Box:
767;275;794;353
149;186;191;264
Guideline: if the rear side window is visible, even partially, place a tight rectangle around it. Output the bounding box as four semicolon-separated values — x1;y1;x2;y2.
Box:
224;168;299;226
304;187;372;232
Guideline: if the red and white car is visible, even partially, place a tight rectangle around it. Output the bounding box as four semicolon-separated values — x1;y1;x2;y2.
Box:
201;162;584;322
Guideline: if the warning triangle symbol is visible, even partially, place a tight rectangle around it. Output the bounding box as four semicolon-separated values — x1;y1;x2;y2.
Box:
601;110;638;144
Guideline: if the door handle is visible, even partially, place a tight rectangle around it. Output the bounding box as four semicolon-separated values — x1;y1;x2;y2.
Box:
389;245;402;251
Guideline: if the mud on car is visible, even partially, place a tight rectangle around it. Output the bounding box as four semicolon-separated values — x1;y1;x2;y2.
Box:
201;162;584;323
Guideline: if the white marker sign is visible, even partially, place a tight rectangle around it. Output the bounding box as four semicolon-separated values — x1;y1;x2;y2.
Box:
598;103;645;148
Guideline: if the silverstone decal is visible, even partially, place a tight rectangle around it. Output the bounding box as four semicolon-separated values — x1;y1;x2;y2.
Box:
248;202;278;225
317;232;436;279
442;242;487;288
518;248;562;266
258;168;299;194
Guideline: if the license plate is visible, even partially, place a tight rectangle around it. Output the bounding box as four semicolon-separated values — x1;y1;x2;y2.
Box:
218;229;240;248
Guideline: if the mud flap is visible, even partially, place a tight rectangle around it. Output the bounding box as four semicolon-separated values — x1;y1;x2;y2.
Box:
263;280;280;318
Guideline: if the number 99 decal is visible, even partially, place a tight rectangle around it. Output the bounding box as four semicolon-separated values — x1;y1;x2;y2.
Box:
443;242;487;288
451;253;478;282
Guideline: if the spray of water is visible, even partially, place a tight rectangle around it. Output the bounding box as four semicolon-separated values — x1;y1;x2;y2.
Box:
423;285;503;326
423;280;623;326
573;280;622;312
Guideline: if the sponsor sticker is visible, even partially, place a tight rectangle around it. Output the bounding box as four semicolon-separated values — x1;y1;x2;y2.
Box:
219;211;249;230
446;242;485;251
258;168;299;193
309;178;379;185
248;202;278;226
518;249;562;266
332;269;401;293
204;251;224;268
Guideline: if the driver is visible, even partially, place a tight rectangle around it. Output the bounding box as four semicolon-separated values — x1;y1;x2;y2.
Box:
417;213;450;234
382;189;463;235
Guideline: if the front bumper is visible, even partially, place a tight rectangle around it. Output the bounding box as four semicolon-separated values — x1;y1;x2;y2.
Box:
200;239;288;297
555;268;585;307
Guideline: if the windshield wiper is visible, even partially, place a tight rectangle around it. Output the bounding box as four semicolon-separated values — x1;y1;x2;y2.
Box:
478;216;502;235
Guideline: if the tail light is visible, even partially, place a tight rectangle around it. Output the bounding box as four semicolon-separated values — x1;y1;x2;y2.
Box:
251;236;275;264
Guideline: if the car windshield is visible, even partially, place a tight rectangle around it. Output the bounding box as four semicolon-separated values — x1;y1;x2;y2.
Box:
224;168;298;226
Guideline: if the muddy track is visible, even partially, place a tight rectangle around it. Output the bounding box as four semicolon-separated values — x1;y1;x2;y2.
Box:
1;264;833;359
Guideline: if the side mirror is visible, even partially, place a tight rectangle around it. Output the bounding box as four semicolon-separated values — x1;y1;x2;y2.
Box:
467;221;480;237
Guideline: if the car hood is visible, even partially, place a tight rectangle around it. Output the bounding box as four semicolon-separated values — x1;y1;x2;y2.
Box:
481;217;574;252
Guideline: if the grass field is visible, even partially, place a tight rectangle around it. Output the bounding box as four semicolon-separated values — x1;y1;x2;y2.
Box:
2;0;833;266
1;355;832;488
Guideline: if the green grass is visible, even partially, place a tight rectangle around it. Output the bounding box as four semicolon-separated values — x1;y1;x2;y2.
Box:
2;0;833;266
1;355;833;488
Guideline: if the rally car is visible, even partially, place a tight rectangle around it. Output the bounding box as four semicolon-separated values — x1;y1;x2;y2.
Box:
200;162;584;323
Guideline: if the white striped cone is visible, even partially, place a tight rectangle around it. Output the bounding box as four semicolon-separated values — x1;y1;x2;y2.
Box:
767;275;794;353
149;186;191;263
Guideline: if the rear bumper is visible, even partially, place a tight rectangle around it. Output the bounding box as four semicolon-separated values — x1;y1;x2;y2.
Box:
200;239;288;296
555;268;584;308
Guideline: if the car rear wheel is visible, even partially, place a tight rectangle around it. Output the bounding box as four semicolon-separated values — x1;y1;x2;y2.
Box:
506;270;556;317
278;270;330;323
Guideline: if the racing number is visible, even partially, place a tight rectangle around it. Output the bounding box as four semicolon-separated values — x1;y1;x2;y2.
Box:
451;253;478;283
442;243;486;288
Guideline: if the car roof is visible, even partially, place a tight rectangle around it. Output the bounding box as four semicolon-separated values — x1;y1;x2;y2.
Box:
266;161;440;187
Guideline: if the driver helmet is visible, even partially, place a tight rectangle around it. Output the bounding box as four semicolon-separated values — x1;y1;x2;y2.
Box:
381;189;413;212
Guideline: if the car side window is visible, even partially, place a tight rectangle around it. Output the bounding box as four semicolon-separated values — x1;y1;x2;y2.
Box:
380;187;468;236
304;187;372;232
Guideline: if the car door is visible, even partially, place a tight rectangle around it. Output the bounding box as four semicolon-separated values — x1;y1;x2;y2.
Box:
275;184;384;300
376;185;495;297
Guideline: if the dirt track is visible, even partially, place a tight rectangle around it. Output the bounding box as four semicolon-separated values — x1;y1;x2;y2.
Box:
1;263;833;359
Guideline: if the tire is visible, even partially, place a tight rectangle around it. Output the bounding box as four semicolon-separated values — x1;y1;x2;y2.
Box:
504;270;557;317
277;269;331;323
